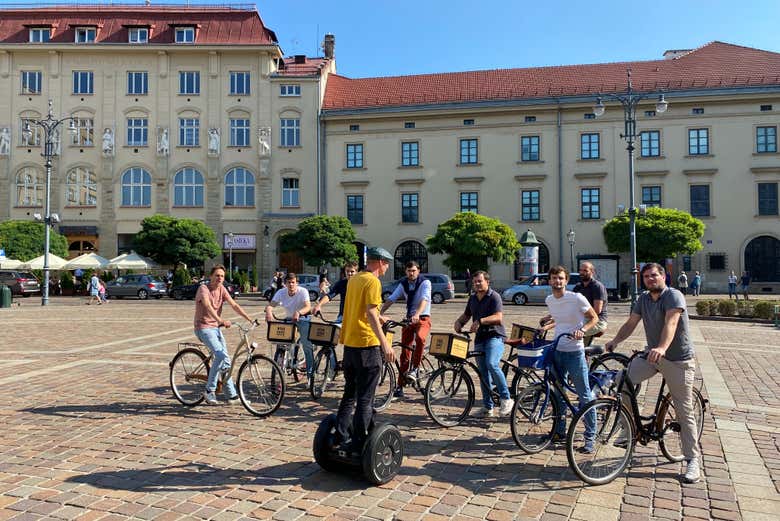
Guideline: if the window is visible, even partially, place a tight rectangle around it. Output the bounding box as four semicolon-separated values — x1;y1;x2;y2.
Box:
642;186;662;208
404;122;416;129
229;118;250;147
127;118;148;146
179;118;199;146
127;72;148;95
760;105;773;112
75;27;96;43
521;136;540;161
581;188;600;219
581;133;600;159
401;141;419;166
72;71;94;94
758;182;778;216
460;138;478;164
346;143;363;168
692;108;704;115
401;193;419;223
690;185;710;217
282;178;300;207
756;126;777;153
173;168;204;207
460;192;478;213
524;116;536;123
29;28;50;43
15;168;43;206
280;84;301;96
224;167;255;207
175;27;195;43
644;110;656;117
521;190;540;221
347;195;364;225
179;71;200;95
128;27;148;43
349;124;360;132
229;71;250;95
65;167;97;206
21;71;42;94
19;118;41;146
280;118;300;147
682;256;692;272
463;119;475;126
71;117;94;146
688;129;709;155
583;113;596;120
640;130;660;157
121;167;151;206
708;254;726;271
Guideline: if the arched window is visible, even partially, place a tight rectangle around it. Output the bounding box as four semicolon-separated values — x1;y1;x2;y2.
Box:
15;167;43;206
745;235;780;282
121;167;151;206
173;167;204;207
394;240;428;279
66;167;97;206
225;167;255;207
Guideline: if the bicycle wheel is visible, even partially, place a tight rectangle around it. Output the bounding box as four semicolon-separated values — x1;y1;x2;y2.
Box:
511;367;542;398
424;366;474;427
170;348;209;406
415;354;437;392
589;352;630;372
566;398;634;486
310;349;334;400
237;355;285;417
373;362;396;412
510;383;559;454
658;387;706;462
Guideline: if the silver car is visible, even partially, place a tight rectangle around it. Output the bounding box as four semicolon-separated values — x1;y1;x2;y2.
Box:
381;273;455;304
501;273;581;305
106;274;168;300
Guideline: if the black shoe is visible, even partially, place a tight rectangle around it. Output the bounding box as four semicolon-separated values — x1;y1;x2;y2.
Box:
392;387;404;400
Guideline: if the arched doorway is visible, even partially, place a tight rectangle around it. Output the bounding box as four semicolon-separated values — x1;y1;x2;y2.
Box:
514;242;550;280
277;233;303;274
744;235;780;282
68;239;97;259
394;240;428;279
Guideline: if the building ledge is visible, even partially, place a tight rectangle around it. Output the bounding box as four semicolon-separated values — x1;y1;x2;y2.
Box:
395;178;425;185
514;174;547;182
683;168;718;176
636;170;670;177
340;180;369;188
453;176;485;184
751;166;780;174
574;172;608;179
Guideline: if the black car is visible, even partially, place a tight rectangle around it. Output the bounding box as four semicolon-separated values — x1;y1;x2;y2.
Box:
170;280;239;300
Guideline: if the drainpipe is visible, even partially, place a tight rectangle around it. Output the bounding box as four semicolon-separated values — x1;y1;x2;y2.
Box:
557;103;564;265
316;79;322;214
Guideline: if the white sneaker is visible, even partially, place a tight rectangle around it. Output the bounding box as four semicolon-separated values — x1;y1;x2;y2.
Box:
498;398;515;416
683;458;701;483
202;391;218;405
473;407;494;418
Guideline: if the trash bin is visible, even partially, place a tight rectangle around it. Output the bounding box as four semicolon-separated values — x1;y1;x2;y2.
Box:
619;282;629;300
0;284;11;308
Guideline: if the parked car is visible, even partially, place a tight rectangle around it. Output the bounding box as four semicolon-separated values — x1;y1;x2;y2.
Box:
295;273;321;301
381;273;455;304
0;270;41;297
170;280;239;300
105;274;168;300
501;273;581;305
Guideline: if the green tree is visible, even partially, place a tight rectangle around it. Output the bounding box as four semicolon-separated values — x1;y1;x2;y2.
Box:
132;214;221;267
602;207;705;261
0;220;68;260
426;212;520;273
279;215;358;269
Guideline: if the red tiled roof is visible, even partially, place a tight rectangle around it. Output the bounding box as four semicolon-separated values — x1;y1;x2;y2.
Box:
323;42;780;111
276;56;329;77
0;6;277;45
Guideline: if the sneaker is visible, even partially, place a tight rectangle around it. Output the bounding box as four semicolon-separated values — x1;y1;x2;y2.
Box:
498;398;515;416
404;369;418;384
683;458;701;483
227;395;240;404
203;391;218;405
392;387;405;400
577;439;595;454
473;407;495;418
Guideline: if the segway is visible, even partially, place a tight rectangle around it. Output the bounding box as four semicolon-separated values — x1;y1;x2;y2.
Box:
313;413;404;485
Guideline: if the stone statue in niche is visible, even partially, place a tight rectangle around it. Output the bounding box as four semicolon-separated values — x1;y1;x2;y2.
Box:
51;127;61;156
0;127;10;156
208;128;220;156
157;127;169;156
102;127;114;156
258;126;271;157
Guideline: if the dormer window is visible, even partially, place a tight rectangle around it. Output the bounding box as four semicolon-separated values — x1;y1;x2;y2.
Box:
128;27;149;44
29;27;51;43
75;27;96;43
175;27;195;43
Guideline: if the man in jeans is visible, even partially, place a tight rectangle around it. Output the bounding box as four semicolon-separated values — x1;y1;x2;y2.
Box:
380;261;432;399
606;262;701;483
336;247;396;454
454;270;514;417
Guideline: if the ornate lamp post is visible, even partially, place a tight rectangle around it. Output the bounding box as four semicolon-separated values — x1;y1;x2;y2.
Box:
23;100;77;306
593;70;668;305
227;232;234;283
567;227;576;272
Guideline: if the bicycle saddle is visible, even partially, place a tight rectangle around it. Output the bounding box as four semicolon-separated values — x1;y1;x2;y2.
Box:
584;345;604;356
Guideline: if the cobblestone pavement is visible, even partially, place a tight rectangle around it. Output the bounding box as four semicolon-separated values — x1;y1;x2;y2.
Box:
0;295;778;520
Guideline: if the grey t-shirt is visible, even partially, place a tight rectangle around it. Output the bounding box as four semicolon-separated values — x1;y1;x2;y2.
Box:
632;287;694;361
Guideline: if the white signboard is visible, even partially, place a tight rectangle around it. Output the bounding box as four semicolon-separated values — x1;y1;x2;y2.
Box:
223;234;256;250
581;257;618;290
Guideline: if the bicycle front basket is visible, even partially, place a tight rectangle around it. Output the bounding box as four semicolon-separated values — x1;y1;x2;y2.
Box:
428;332;469;361
511;323;547;343
308;322;340;346
267;321;296;343
516;338;554;369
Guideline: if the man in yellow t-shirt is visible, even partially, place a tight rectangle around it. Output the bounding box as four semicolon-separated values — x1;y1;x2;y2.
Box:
336;247;396;452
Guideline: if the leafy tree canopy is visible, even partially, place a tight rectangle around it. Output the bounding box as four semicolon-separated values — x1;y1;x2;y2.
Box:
279;215;358;268
0;220;67;260
132;214;221;267
602;207;704;261
426;212;520;273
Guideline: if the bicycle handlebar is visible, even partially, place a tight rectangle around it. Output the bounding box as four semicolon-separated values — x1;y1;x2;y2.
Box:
382;318;411;332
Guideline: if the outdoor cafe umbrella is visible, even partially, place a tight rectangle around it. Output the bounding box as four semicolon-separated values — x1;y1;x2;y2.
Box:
63;252;110;270
107;252;160;270
20;253;69;270
0;258;24;269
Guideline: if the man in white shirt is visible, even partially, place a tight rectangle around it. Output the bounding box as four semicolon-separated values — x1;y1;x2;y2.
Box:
264;272;314;382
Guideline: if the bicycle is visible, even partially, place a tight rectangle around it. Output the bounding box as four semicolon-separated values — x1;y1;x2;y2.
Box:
308;311;342;400
267;319;306;384
169;319;285;417
565;350;707;485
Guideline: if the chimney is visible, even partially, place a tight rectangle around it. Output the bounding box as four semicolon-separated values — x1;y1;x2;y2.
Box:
663;49;692;60
322;33;335;59
294;54;306;64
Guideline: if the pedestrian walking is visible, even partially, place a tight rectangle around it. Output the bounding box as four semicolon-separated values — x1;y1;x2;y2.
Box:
727;271;738;300
740;271;751;300
87;271;102;305
677;271;688;295
691;271;701;297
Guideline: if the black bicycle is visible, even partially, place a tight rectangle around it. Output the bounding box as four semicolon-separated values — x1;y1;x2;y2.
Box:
308;311;342;400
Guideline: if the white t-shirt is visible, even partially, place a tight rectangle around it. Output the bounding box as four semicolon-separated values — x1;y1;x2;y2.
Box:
271;287;310;319
545;291;591;352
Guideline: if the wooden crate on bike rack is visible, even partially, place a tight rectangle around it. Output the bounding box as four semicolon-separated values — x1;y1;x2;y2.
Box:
511;323;546;343
428;332;469;360
308;322;340;346
267;321;296;343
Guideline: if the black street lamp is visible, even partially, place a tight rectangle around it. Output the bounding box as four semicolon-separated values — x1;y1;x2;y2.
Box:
593;70;668;305
23;100;77;306
227;232;234;282
567;227;576;273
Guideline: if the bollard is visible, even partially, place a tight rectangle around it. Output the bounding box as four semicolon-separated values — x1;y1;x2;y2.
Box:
774;304;780;328
0;284;11;308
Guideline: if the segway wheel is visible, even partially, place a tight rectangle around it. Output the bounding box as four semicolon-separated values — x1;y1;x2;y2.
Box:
313;414;341;472
362;423;404;485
